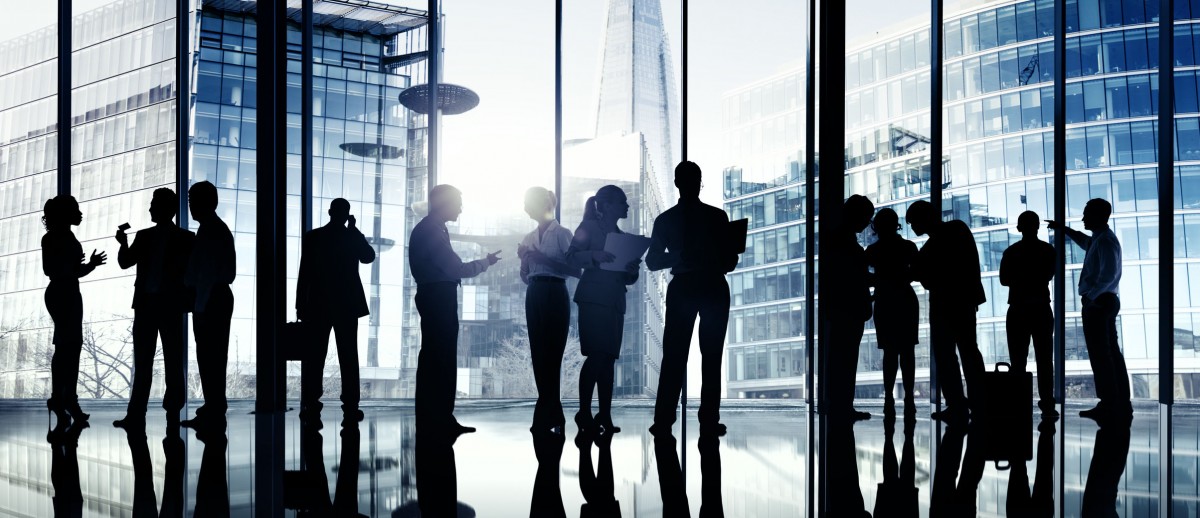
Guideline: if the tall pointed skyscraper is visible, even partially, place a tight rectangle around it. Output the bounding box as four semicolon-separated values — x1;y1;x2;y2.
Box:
595;0;681;200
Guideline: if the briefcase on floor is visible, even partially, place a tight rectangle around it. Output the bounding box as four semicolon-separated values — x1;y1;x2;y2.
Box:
978;362;1033;463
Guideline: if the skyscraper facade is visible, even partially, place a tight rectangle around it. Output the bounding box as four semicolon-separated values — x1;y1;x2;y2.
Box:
724;0;1200;400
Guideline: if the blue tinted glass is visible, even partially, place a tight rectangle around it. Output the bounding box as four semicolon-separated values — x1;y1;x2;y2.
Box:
1079;34;1101;76
1128;75;1153;116
945;19;963;58
1106;76;1130;119
1101;0;1123;27
1066;82;1085;123
1125;30;1149;71
1177;26;1196;67
1017;2;1037;41
1131;121;1157;163
1079;0;1101;30
978;10;998;50
1122;0;1145;23
1066;39;1082;78
1086;125;1108;168
1179;118;1200;161
1067;128;1088;170
1176;72;1200;114
1110;123;1133;165
1103;31;1125;73
981;53;1000;93
997;6;1017;46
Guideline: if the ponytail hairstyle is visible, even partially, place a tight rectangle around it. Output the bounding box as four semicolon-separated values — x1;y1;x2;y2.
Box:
582;184;625;222
42;195;78;231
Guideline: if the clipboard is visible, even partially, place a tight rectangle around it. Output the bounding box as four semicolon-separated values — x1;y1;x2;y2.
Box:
727;219;749;254
600;233;651;271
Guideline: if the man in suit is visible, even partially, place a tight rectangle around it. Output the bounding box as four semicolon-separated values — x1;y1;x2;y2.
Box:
409;185;500;433
1000;211;1058;417
906;200;986;423
647;161;739;437
113;188;194;428
297;198;376;422
182;181;236;430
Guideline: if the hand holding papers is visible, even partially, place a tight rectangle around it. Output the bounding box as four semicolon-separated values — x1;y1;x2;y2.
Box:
601;233;651;272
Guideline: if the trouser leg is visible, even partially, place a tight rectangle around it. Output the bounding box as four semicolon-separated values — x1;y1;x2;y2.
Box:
195;286;232;415
160;308;186;413
1006;306;1032;373
127;310;157;415
1082;293;1128;403
334;319;360;408
301;320;335;410
527;283;568;426
697;278;730;425
953;308;985;408
654;280;697;425
930;304;965;407
1029;304;1055;404
415;286;458;424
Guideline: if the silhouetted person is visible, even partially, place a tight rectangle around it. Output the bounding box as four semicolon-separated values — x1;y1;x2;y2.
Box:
873;416;918;518
518;187;578;435
865;208;919;417
648;161;738;437
194;429;230;517
297;198;376;423
42;195;106;424
294;418;362;516
906;200;986;422
699;435;724;518
577;432;620;517
1007;419;1056;517
123;425;157;517
826;194;875;420
161;423;185;518
566;185;640;435
182;181;235;430
654;433;690;516
822;417;869;517
928;421;986;518
48;419;87;518
530;432;568;517
1000;210;1058;418
1080;419;1132;517
334;422;363;517
114;188;195;428
1048;199;1130;421
410;185;500;433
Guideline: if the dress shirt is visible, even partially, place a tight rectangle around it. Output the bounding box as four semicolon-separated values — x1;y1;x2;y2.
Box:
1069;226;1122;300
646;197;738;276
519;220;574;279
185;217;236;313
408;216;489;285
914;219;986;307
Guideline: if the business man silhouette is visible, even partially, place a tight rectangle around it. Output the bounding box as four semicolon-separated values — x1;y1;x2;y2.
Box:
1048;198;1130;421
826;194;875;420
409;185;500;433
906;200;986;423
114;188;195;428
647;161;739;437
183;181;236;430
297;198;376;422
1000;211;1058;417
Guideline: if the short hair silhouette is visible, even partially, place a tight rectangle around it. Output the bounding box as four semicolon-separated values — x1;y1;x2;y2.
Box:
1017;210;1040;232
150;188;179;217
873;207;900;232
42;195;78;230
674;161;701;190
329;198;351;217
905;200;937;226
844;194;874;220
189;181;218;211
583;185;625;222
1085;198;1112;223
428;184;461;215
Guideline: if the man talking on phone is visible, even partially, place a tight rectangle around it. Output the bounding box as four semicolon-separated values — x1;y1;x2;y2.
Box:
297;198;377;423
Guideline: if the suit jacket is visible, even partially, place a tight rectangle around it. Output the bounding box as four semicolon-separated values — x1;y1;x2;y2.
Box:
915;219;986;308
118;224;196;311
566;219;637;312
296;222;376;321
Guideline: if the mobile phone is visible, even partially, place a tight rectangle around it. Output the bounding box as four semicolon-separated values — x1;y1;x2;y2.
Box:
118;223;131;231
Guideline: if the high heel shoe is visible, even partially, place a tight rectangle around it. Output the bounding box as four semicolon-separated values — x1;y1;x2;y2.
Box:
47;398;70;425
65;396;89;422
595;414;621;435
575;410;597;435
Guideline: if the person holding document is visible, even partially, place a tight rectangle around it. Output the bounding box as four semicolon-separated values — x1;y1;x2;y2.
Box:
566;185;641;435
647;161;740;437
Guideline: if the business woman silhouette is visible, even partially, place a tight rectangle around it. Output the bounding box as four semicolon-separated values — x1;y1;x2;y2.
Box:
566;185;640;435
41;195;106;424
865;208;919;417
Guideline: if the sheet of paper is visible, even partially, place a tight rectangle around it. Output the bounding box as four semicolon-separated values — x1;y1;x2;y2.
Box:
727;218;749;254
600;232;651;272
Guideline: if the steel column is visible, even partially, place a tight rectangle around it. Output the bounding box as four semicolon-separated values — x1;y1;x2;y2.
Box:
929;0;944;407
57;0;71;196
302;0;313;233
427;0;441;190
1052;0;1068;407
1158;0;1176;515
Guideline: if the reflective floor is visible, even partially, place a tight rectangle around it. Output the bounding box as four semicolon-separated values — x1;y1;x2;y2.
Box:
0;399;1198;516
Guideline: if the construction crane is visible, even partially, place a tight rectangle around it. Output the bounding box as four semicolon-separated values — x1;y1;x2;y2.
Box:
1019;55;1040;86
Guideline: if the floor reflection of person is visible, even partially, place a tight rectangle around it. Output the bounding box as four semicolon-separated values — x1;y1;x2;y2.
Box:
578;432;621;517
654;433;690;516
415;434;474;517
114;187;194;428
123;425;157;517
566;185;640;435
409;185;500;433
1081;421;1132;517
519;187;578;436
530;432;567;518
194;429;230;517
699;435;724;518
48;420;87;518
161;423;185;518
41;195;107;424
929;421;986;518
873;415;917;518
823;417;868;517
1007;419;1056;517
865;208;919;418
335;422;363;516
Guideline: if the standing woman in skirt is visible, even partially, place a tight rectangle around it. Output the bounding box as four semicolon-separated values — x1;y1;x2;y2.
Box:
567;185;640;435
865;208;919;418
42;195;107;423
518;186;579;435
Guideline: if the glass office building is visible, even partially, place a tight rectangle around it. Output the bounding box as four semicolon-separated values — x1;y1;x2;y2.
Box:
723;0;1200;400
